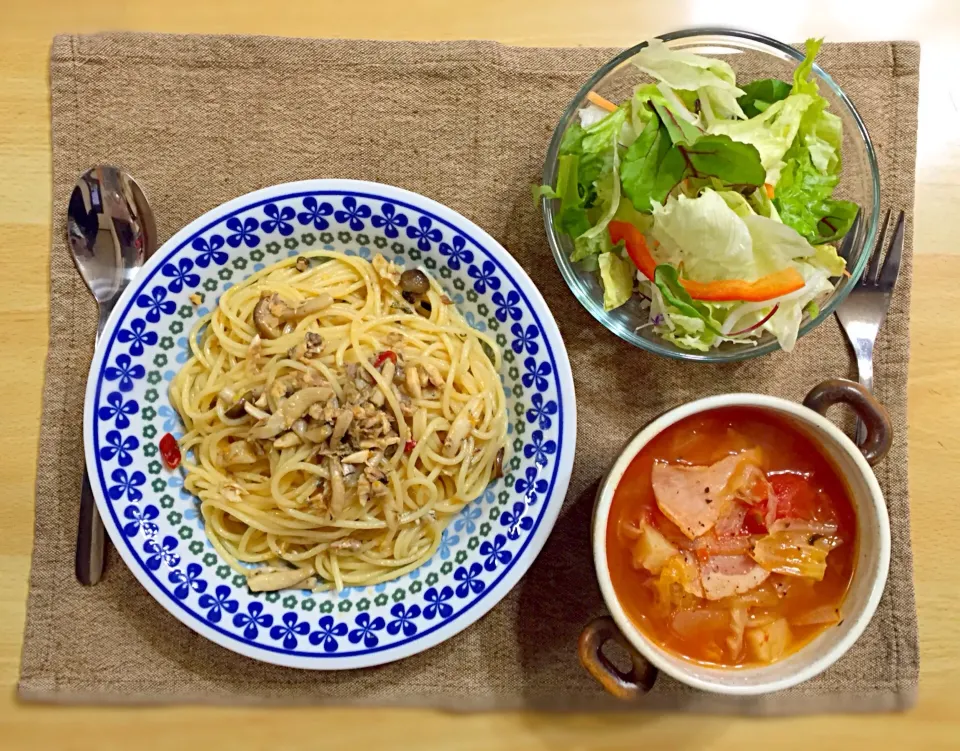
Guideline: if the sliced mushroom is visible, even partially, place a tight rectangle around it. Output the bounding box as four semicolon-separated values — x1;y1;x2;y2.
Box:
268;294;296;319
421;362;444;388
405;365;422;399
370;360;395;408
330;409;354;447
253;295;284;339
328;456;345;517
303;424;333;444
399;268;430;296
249;411;286;440
294;256;310;272
273;432;301;449
357;474;372;507
243;401;271;421
492;447;505;479
224;395;248;419
279;387;334;425
289;294;332;320
246;566;315;592
252;387;329;438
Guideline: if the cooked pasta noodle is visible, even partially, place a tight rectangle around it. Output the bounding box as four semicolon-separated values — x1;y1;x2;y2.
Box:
170;251;508;592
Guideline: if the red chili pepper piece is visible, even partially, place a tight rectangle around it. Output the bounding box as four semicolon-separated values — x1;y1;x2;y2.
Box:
404;440;417;454
373;350;398;368
159;432;182;469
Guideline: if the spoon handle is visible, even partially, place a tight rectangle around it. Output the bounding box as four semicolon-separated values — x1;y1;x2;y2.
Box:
76;471;106;585
75;306;114;586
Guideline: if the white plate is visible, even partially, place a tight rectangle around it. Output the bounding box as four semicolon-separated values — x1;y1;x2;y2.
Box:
84;180;576;668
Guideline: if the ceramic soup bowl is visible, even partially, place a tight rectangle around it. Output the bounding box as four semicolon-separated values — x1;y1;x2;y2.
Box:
580;379;892;697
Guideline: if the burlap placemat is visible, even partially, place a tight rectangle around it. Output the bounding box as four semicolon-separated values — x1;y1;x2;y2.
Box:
19;33;919;713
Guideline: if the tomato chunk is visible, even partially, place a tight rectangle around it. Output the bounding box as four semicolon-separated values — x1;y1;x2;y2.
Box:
770;473;818;521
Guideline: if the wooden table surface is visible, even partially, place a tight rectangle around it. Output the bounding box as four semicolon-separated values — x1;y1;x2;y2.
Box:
2;1;958;748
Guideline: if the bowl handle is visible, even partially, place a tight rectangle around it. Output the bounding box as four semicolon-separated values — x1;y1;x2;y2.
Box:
578;615;658;699
802;378;893;466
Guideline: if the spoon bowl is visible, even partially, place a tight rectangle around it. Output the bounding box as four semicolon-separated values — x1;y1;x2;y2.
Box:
68;166;156;317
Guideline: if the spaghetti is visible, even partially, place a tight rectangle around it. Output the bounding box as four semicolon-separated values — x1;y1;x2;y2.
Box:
170;251;508;592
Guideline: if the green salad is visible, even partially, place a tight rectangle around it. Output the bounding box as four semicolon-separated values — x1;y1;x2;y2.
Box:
542;39;858;352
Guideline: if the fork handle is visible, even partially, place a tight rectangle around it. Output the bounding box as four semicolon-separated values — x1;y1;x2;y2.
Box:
855;352;874;446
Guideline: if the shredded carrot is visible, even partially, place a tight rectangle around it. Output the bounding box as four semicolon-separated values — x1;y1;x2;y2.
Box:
586;90;619;113
764;183;775;199
608;221;807;303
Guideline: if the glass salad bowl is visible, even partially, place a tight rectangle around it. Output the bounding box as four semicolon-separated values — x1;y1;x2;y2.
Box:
540;28;881;362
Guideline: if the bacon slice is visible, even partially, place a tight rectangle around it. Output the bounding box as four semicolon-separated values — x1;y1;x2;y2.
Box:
699;554;770;600
651;452;761;539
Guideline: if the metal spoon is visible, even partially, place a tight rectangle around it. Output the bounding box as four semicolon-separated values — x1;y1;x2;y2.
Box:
68;165;157;585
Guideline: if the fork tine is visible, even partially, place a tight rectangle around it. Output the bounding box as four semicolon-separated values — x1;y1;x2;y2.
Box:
878;211;906;289
838;208;862;262
865;208;891;285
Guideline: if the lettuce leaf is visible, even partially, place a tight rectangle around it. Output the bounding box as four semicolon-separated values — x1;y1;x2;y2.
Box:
651;100;702;145
815;200;859;243
581;106;628;154
738;78;792;118
717;190;754;218
632;38;747;124
651;189;756;281
550;107;627;261
598;251;636;310
654;265;724;334
571;132;622;260
747;186;781;221
774;153;857;243
680;135;766;186
708;93;814;185
620;114;672;211
741;213;816;274
810;243;846;276
558;109;625;209
771;38;859;245
551;154;592;238
791;38;824;97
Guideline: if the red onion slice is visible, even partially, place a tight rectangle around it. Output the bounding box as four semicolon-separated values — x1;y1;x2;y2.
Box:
728;304;779;337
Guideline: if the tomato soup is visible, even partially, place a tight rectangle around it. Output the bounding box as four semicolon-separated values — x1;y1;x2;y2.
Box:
606;407;857;668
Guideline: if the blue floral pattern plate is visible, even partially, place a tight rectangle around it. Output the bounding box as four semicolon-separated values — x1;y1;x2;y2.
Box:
83;180;576;669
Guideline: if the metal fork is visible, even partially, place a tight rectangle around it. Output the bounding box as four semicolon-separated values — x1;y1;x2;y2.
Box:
835;208;906;443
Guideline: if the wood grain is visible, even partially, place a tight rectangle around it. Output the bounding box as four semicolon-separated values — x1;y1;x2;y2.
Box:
2;1;958;748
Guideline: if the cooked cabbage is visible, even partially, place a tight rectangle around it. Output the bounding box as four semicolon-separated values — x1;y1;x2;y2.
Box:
746;617;792;663
632;524;679;574
751;529;842;580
